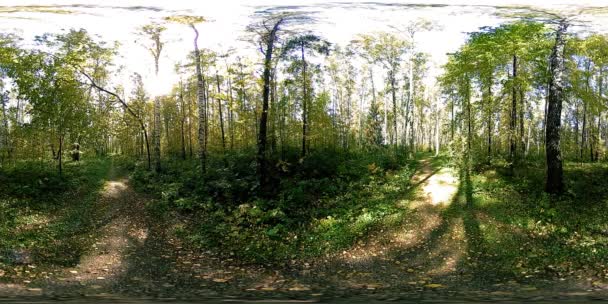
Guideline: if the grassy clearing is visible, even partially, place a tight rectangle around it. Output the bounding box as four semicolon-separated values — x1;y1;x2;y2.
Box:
463;160;608;282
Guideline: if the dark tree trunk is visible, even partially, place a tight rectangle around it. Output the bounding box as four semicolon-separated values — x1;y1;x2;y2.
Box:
58;134;63;175
144;127;151;169
545;20;568;194
257;18;283;194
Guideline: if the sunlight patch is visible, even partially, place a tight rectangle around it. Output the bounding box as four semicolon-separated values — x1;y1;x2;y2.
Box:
102;179;128;198
422;168;458;206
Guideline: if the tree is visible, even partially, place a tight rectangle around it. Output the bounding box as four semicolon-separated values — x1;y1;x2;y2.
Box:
165;15;208;172
282;34;330;157
545;20;569;194
138;22;166;172
248;13;289;193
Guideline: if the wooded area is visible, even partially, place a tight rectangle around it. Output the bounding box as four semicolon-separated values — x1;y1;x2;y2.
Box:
1;4;608;302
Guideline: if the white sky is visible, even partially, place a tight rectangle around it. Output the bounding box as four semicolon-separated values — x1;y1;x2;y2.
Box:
1;0;607;97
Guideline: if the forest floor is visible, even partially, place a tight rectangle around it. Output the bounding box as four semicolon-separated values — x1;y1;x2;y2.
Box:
1;157;607;303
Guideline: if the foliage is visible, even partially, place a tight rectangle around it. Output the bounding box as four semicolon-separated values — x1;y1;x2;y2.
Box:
129;148;416;262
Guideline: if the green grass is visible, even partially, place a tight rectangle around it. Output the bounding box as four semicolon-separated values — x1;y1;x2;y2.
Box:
130;148;439;263
0;158;112;268
461;159;608;281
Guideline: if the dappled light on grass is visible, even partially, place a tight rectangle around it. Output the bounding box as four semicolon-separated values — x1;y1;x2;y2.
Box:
102;179;129;198
339;157;461;270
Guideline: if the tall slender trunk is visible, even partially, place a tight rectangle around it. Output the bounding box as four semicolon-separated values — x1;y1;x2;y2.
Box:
545;20;568;194
216;72;226;152
466;76;472;154
192;25;207;174
0;94;9;164
270;61;278;154
258;18;282;193
58;134;63;175
581;102;587;160
390;70;398;146
227;67;235;150
520;88;525;155
509;54;518;170
435;97;440;156
179;80;186;160
409;57;415;153
451;97;455;141
487;76;493;159
301;43;308;157
581;59;591;160
152;60;162;172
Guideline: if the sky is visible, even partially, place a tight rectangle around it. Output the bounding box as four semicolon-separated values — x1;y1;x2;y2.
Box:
1;0;607;97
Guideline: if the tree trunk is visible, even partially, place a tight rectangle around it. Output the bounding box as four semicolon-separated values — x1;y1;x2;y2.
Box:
391;70;398;146
270;61;278;154
192;25;207;174
143;128;151;169
509;54;518;171
581;59;591;160
409;57;415;153
258;18;282;193
545;20;568;194
216;72;226;153
301;43;308;157
435;97;440;156
466;76;472;154
227;68;235;150
179;81;186;160
187;83;193;158
451;98;454;141
58;134;63;175
520;88;525;155
581;101;587;160
487;76;492;159
0;93;9;165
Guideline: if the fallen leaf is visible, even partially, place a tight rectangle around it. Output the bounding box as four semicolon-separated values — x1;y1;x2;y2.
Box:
212;278;229;283
27;288;42;292
288;286;311;291
424;283;445;289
